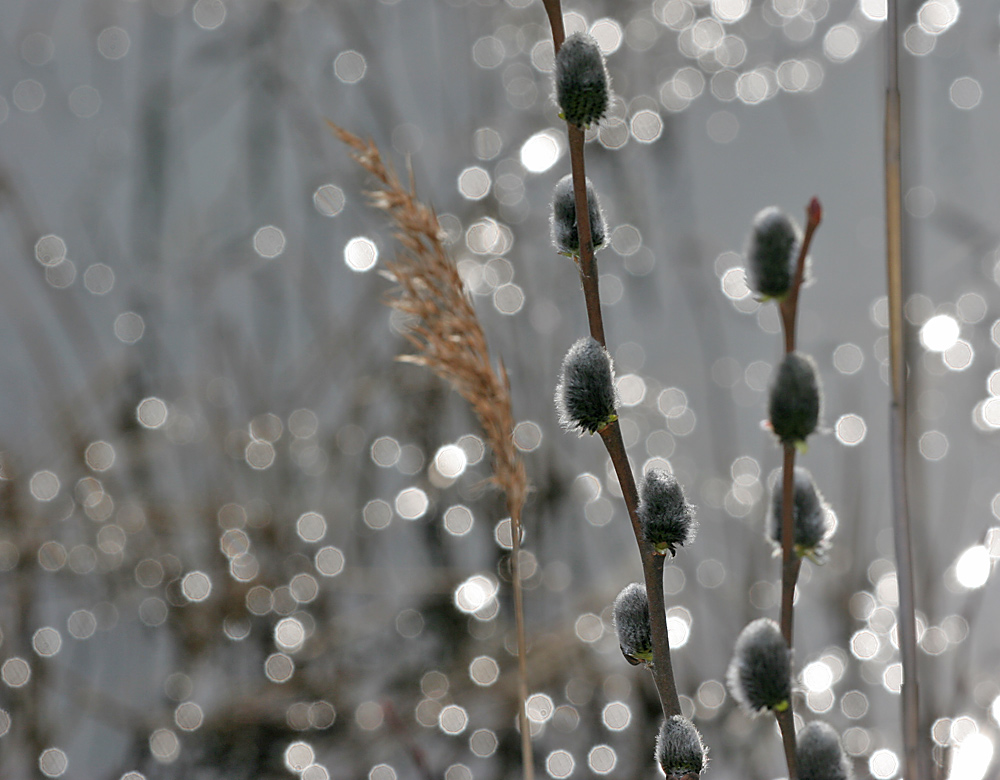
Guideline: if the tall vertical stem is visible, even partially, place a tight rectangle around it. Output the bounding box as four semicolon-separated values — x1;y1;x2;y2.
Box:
885;2;922;778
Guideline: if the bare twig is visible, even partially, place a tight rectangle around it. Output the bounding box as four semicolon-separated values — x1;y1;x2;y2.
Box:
330;122;535;780
774;197;823;780
541;0;679;719
884;2;922;778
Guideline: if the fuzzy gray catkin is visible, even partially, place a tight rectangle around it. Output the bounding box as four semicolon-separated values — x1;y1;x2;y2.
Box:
656;716;708;778
746;207;800;299
551;174;606;256
726;618;791;714
555;337;617;435
554;32;609;128
770;466;835;562
639;468;696;556
769;352;820;448
797;721;852;780
613;582;652;665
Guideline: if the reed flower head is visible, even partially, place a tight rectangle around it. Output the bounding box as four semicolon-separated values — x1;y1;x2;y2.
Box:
656;715;708;779
554;32;610;128
746;207;800;300
639;468;696;556
770;466;835;562
797;721;852;780
726;618;791;715
555;337;617;435
769;352;821;451
551;174;606;257
613;582;652;666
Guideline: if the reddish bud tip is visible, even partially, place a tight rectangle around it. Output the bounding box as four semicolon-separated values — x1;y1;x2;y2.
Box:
807;197;822;227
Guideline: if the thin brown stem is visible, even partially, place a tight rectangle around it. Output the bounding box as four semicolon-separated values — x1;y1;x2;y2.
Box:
777;707;799;780
773;198;822;780
568;126;606;347
601;424;681;717
885;2;922;777
542;0;680;721
508;502;536;780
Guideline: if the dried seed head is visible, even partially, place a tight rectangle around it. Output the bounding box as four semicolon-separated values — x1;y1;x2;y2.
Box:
639;468;696;556
613;582;652;666
555;337;617;435
726;618;791;715
797;721;852;780
746;207;800;300
656;716;708;778
551;174;606;257
554;32;610;128
770;466;835;562
769;352;821;449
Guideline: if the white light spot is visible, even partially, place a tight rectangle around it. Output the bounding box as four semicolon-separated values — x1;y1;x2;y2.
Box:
545;750;574;779
285;742;315;773
666;606;691;648
395;487;428;520
114;312;145;344
947;733;993;780
859;0;887;21
869;748;899;779
630;110;662;143
192;0;226;29
313;184;345;217
97;27;130;60
918;0;959;34
955;546;991;590
444;505;474;536
274;617;305;652
602;702;631;731
943;339;973;371
836;414;867;446
526;693;554;723
588;745;617;774
918;430;948;461
824;24;860;62
950;77;982;110
458;167;491;200
181;571;212;602
30;471;60;501
137;397;168;429
454;575;497;614
803;661;834;692
712;0;750;22
296;512;327;543
920;314;959;352
590;18;623;54
833;343;864;374
254;225;286;258
38;747;68;777
344;237;378;272
433;445;467;479
334;51;366;84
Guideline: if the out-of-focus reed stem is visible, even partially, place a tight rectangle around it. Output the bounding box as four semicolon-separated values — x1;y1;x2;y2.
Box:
884;3;922;778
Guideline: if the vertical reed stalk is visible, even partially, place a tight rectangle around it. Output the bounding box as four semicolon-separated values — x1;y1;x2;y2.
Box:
884;2;922;778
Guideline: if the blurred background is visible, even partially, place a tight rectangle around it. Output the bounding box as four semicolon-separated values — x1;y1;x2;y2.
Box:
1;0;999;778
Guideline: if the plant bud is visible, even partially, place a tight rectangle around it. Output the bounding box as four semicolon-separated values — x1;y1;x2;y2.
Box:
551;174;606;257
555;337;617;435
554;32;610;128
726;618;791;715
770;467;835;562
613;582;652;666
768;352;820;450
656;716;708;779
797;721;852;780
746;207;800;300
639;469;696;556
